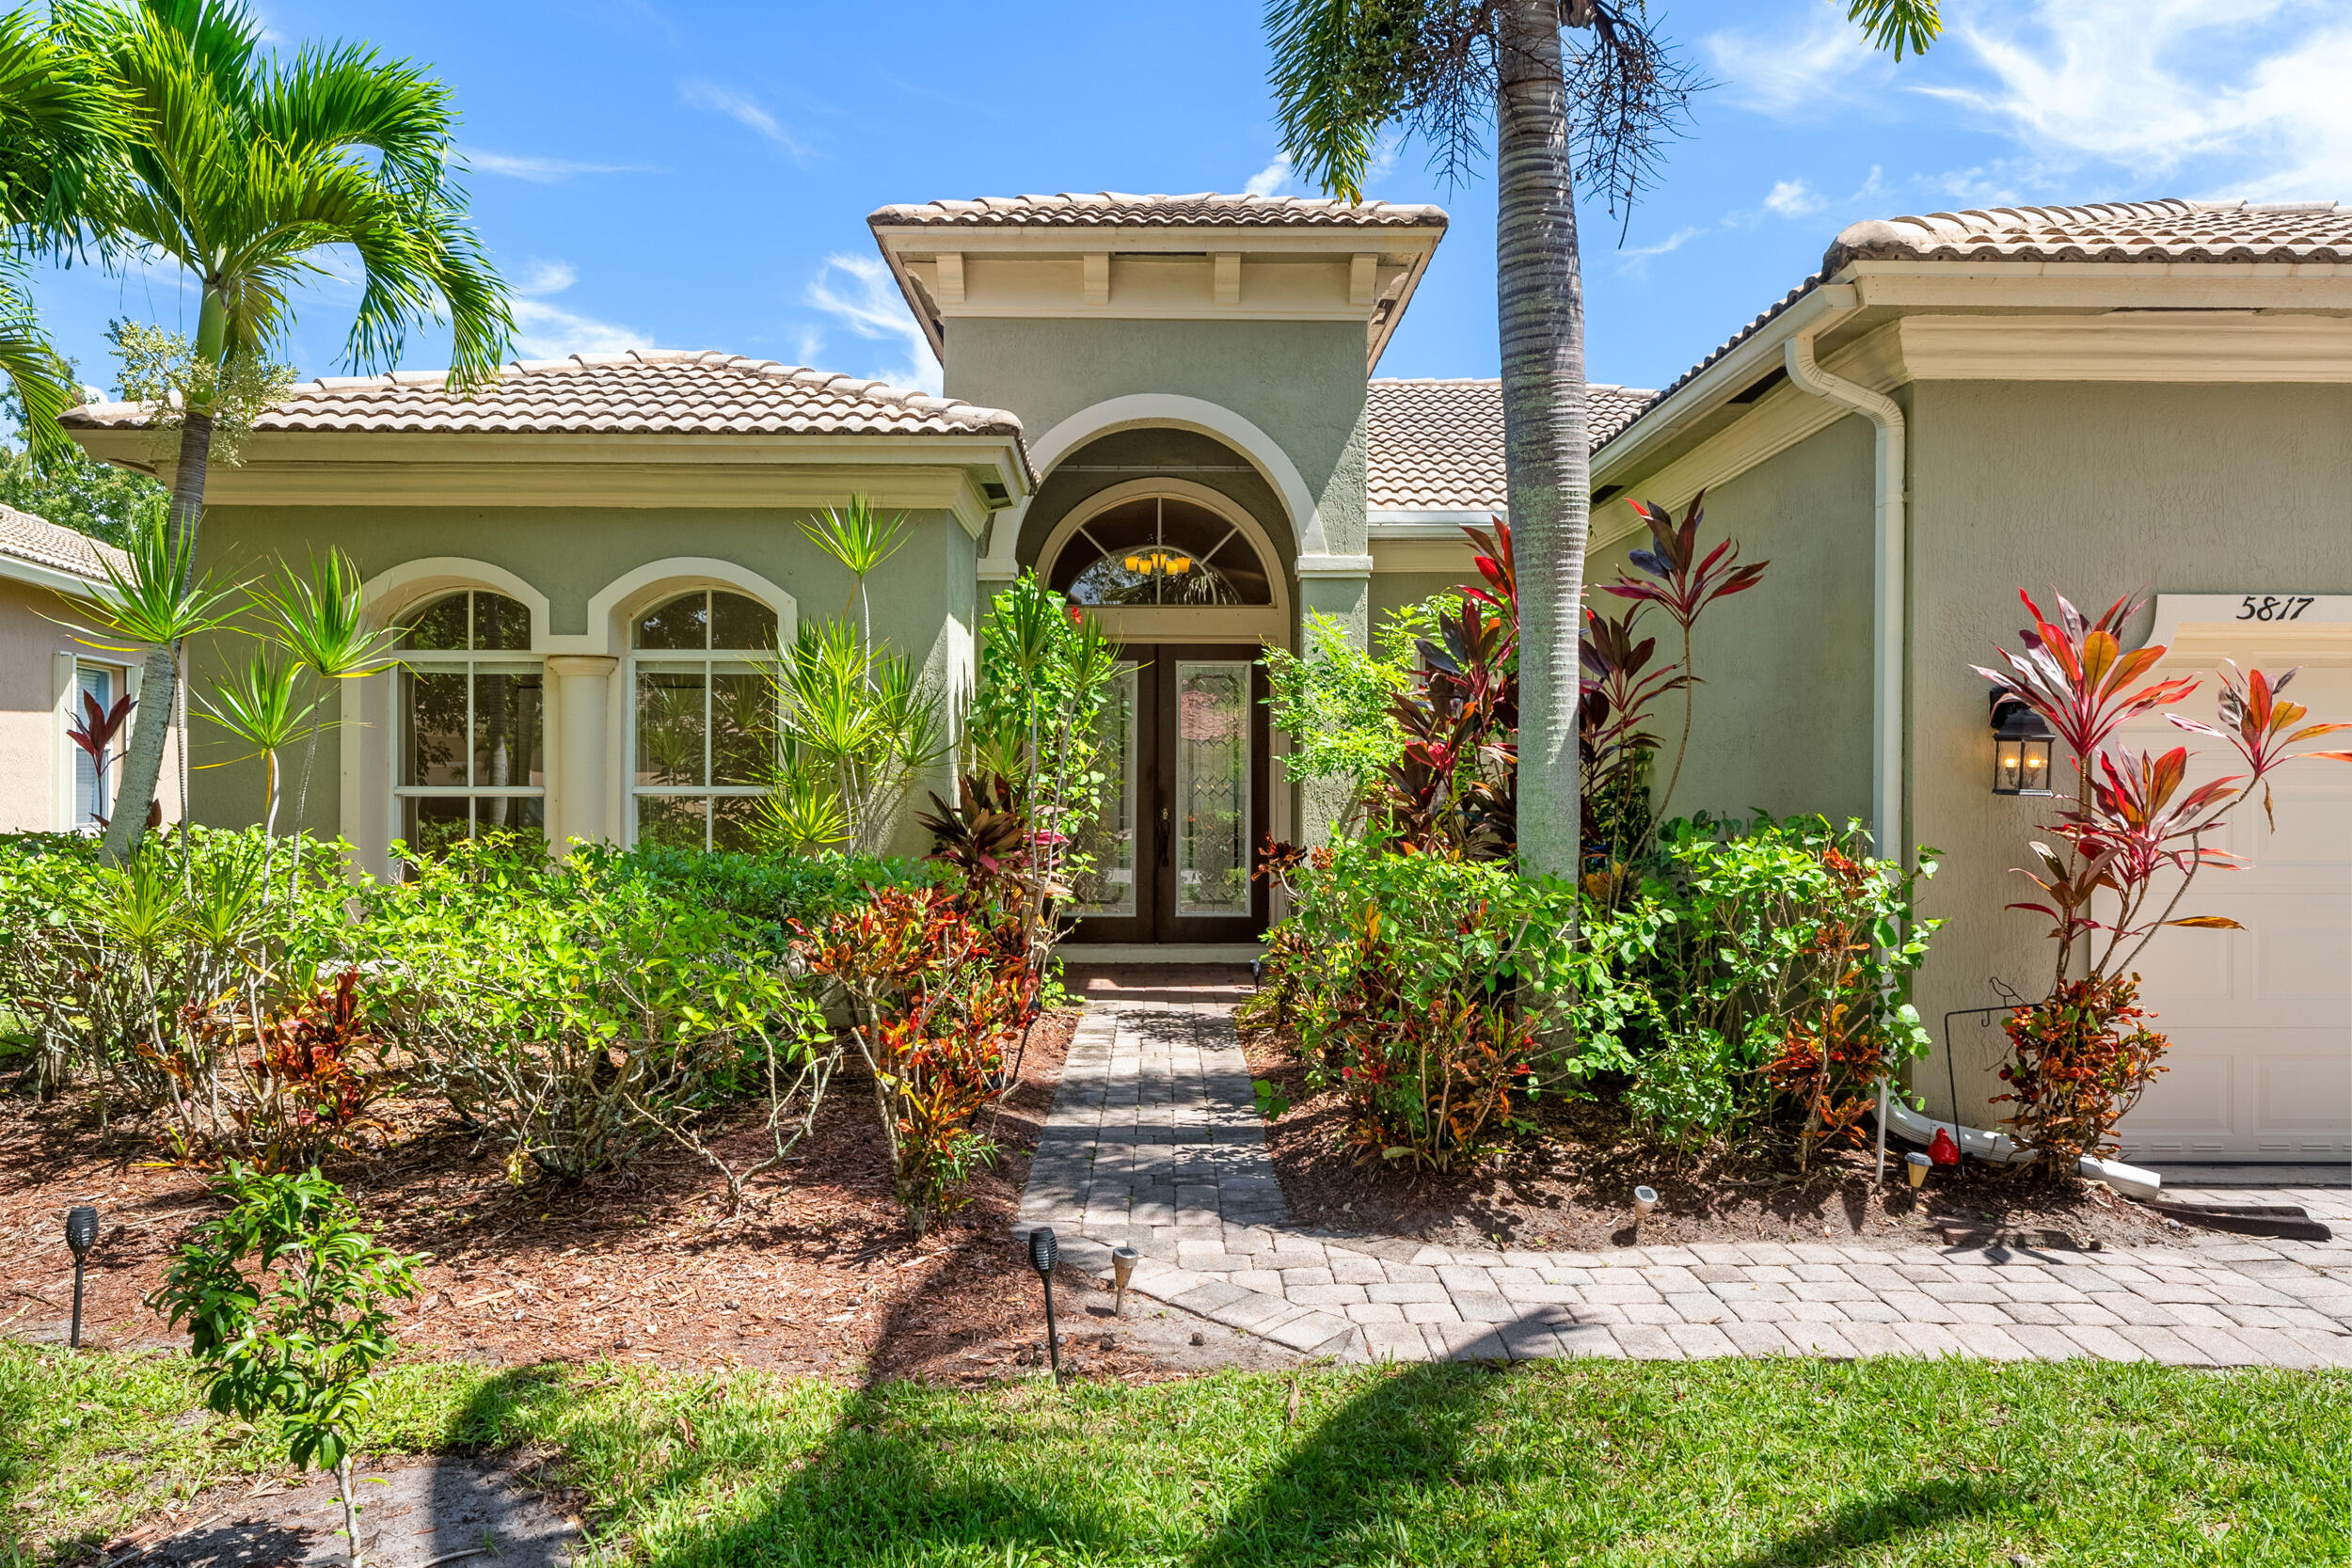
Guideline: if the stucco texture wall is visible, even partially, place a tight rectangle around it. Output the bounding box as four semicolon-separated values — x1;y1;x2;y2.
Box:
182;503;974;857
0;577;181;834
946;318;1369;557
1591;413;1880;832
1370;568;1470;625
1904;379;2352;1123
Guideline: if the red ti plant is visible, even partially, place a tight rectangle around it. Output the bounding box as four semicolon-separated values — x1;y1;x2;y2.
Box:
1973;588;2352;1160
68;689;135;822
1601;491;1770;823
1370;524;1519;858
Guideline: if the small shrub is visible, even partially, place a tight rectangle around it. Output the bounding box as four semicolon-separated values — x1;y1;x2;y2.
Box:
0;828;351;1112
1994;974;2168;1164
1573;815;1938;1154
1269;841;1578;1171
618;842;925;953
795;882;1028;1233
361;837;822;1182
149;1164;421;1568
156;969;394;1171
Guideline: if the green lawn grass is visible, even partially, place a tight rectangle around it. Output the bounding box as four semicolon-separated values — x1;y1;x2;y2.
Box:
4;1343;2344;1567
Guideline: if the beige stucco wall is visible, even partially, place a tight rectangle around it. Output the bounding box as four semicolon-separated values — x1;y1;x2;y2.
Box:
1590;412;1881;832
183;502;976;860
1904;379;2352;1123
0;575;182;836
1369;567;1471;626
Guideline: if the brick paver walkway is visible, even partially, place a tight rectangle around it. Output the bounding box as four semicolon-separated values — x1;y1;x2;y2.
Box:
1015;984;2352;1368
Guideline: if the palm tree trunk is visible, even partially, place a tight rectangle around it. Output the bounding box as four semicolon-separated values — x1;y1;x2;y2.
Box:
1495;0;1589;884
101;409;215;864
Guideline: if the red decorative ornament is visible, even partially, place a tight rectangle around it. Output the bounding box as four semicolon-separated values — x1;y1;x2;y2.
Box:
1929;1125;1962;1167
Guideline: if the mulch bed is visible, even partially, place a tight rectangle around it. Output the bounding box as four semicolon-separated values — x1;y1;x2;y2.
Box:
1238;1019;2191;1255
0;1007;1197;1387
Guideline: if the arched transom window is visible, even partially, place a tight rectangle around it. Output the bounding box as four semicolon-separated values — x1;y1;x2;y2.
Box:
631;589;778;851
394;590;544;856
1048;495;1273;608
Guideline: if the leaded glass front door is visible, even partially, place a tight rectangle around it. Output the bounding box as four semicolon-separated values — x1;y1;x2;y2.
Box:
1067;644;1268;945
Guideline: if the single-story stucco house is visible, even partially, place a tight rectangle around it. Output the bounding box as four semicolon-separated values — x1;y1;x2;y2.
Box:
0;505;181;834
59;192;2351;1167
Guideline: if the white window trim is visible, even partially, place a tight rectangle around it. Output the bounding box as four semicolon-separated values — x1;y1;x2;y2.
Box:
387;589;548;857
624;588;781;853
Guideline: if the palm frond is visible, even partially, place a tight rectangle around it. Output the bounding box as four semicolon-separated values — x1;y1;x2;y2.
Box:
1263;0;1397;201
1845;0;1942;59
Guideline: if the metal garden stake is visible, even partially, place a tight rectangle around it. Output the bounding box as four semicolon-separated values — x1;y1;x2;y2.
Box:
1027;1227;1061;1384
65;1206;99;1349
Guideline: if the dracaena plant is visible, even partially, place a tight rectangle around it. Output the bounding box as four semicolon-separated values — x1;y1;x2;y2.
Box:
1974;589;2352;1162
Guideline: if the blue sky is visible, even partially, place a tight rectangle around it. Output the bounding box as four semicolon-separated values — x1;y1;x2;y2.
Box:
28;0;2352;403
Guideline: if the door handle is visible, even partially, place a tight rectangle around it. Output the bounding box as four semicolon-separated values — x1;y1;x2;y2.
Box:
1160;804;1170;868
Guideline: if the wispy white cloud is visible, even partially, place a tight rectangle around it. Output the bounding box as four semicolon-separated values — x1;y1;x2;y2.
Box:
801;253;938;394
1618;224;1707;265
1703;1;1888;118
509;261;650;359
680;79;812;163
1763;178;1826;217
463;147;658;183
1245;151;1293;198
1927;0;2352;198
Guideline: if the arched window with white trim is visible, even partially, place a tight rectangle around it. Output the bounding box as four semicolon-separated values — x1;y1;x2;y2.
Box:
1048;495;1275;607
393;590;545;855
630;589;778;851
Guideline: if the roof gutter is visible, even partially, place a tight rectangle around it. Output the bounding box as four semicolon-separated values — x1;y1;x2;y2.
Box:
1779;284;1904;863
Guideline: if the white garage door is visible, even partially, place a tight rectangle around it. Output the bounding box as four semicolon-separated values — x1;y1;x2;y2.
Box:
2113;601;2352;1164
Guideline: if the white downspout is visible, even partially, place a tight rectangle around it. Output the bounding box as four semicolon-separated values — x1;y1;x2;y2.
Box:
1783;304;1903;858
1781;303;2161;1200
1785;302;1906;1182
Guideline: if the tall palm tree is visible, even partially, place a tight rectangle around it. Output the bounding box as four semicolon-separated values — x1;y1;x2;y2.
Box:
0;8;125;460
67;0;512;861
1266;0;1941;881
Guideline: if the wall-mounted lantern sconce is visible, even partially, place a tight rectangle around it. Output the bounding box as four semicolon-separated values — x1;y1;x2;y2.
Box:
1990;694;2056;797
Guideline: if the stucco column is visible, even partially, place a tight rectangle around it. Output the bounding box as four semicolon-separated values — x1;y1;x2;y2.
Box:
546;655;617;855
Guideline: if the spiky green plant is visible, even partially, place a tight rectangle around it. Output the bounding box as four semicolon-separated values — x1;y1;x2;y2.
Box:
197;646;321;891
256;549;399;895
798;495;911;655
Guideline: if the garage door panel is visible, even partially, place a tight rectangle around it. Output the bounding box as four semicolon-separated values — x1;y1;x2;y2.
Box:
2258;1051;2352;1135
2108;645;2350;1161
2255;917;2352;1001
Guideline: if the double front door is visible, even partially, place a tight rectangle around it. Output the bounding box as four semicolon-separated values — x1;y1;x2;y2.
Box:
1068;643;1269;944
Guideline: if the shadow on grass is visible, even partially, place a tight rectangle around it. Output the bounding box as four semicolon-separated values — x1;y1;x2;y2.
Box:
1719;1479;2008;1568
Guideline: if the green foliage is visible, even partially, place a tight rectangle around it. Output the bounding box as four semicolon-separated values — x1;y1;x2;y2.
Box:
615;842;926;953
966;573;1122;960
358;837;824;1183
105;320;294;467
1567;815;1939;1152
1251;1078;1293;1121
1260;603;1444;828
1257;839;1578;1169
0;827;352;1108
149;1164;420;1471
0;387;167;546
765;618;944;856
148;1164;418;1566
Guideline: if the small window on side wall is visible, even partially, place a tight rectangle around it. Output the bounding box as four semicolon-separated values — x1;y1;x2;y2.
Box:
630;589;777;852
392;590;545;859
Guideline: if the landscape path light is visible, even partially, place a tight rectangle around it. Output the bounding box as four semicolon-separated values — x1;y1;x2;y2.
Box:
1632;1186;1658;1237
1111;1245;1139;1318
1027;1227;1062;1385
1906;1152;1931;1189
65;1206;99;1349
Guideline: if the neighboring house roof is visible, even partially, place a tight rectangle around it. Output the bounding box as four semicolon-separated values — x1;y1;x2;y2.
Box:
0;502;127;586
868;191;1449;230
1599;198;2350;455
1367;378;1655;515
61;350;1025;439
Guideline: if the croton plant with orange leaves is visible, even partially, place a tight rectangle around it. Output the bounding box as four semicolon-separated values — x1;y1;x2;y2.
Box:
1973;588;2352;1162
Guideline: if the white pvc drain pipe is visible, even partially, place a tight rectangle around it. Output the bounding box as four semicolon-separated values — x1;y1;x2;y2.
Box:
1874;1094;2163;1200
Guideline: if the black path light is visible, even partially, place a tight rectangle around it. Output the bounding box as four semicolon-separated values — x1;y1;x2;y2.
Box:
1990;693;2056;796
64;1206;99;1349
1027;1226;1062;1385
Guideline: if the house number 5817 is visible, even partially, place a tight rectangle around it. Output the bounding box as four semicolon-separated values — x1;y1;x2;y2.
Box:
2238;595;2315;621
